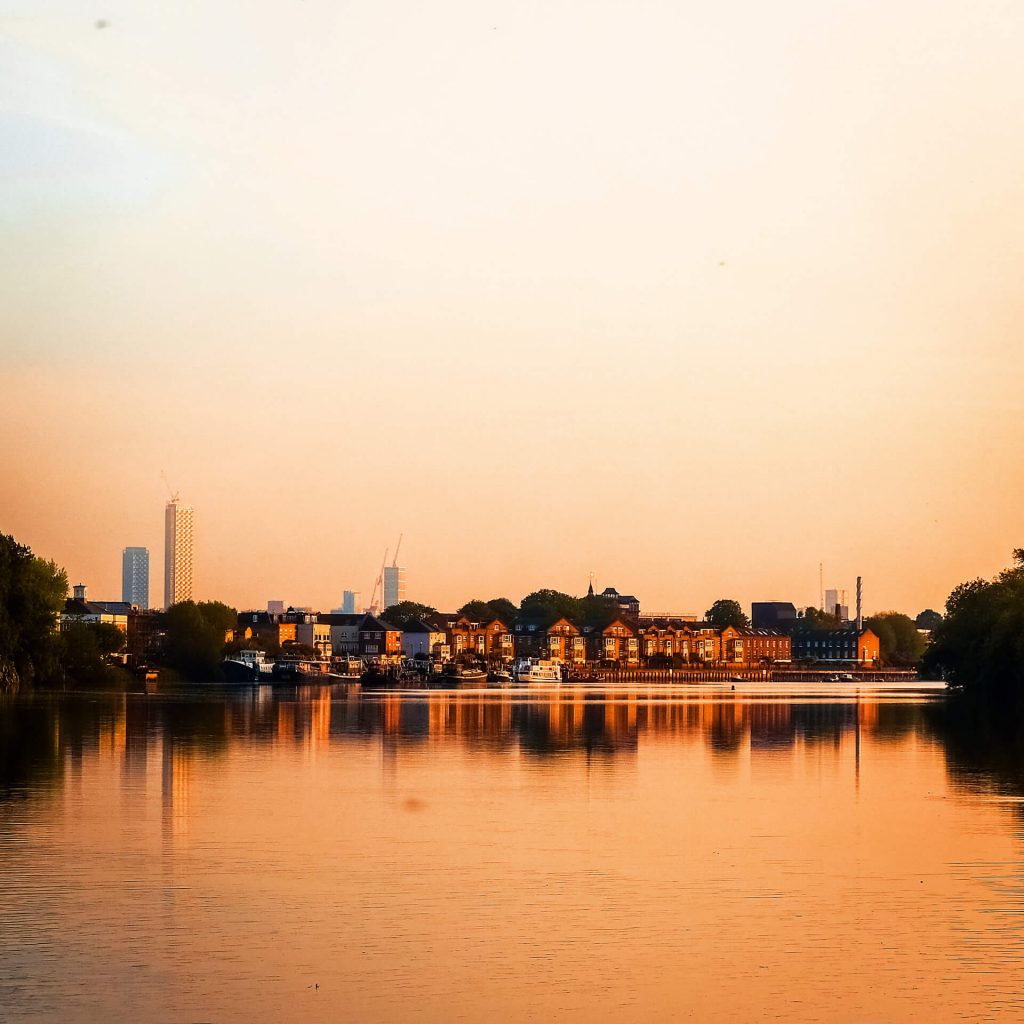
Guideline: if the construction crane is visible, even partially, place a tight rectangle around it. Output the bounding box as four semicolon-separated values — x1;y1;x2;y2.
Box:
161;470;179;504
392;533;403;567
368;546;389;613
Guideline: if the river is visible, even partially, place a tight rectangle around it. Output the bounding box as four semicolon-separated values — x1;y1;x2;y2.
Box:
1;683;1022;1022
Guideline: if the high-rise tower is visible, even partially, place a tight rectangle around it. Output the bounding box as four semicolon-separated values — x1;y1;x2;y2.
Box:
383;566;406;609
164;498;194;608
122;547;150;608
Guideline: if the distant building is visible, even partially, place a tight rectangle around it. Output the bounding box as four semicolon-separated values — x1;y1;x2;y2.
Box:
719;626;792;665
121;547;149;608
267;600;285;616
401;619;449;662
383;566;406;609
164;498;194;608
358;614;403;661
342;590;360;614
449;615;513;663
584;618;639;666
791;627;879;666
751;602;798;630
824;589;850;622
62;584;130;634
595;586;640;620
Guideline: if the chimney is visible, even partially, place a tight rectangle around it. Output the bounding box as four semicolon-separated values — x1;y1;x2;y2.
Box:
856;577;863;631
73;583;87;601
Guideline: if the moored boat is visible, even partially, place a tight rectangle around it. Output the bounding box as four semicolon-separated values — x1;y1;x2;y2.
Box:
222;649;275;683
513;658;562;685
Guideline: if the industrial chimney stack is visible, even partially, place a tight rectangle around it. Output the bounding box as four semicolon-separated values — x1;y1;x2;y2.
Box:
856;576;863;631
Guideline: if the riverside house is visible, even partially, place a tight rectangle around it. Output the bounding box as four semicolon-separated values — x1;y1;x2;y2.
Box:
585;618;639;666
401;619;450;661
719;626;792;665
357;614;403;661
545;617;586;665
448;616;512;662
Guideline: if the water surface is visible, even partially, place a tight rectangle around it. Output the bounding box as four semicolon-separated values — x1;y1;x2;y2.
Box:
2;684;1022;1022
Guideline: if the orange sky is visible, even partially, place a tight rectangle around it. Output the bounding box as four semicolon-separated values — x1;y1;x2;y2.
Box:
1;1;1023;614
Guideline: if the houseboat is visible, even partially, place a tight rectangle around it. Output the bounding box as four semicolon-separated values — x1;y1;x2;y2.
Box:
222;649;275;683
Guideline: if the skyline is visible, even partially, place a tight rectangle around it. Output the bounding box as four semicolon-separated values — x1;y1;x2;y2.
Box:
2;1;1023;615
26;489;983;617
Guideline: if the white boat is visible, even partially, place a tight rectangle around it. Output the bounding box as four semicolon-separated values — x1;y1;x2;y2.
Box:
513;658;562;684
330;656;364;681
222;649;275;682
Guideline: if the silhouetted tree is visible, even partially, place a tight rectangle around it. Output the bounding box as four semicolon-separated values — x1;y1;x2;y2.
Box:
382;601;437;627
60;621;126;685
520;589;583;625
164;600;238;681
916;608;943;631
799;607;843;630
865;612;926;666
0;533;68;691
705;599;749;629
923;549;1024;699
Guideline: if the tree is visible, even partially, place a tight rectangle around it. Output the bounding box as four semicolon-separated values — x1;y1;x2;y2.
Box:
381;601;437;628
705;599;749;629
865;612;926;666
458;599;499;622
60;621;126;685
0;533;68;691
923;550;1024;698
519;589;583;626
916;609;943;631
484;598;518;626
799;607;843;630
164;600;238;681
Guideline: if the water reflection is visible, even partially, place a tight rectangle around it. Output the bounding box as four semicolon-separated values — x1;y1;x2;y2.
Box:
0;685;971;799
3;685;1024;1024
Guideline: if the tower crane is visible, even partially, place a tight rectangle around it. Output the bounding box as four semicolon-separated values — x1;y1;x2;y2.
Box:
369;546;389;613
161;470;179;504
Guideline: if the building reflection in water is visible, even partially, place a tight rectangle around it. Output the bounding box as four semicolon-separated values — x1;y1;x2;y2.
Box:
0;684;996;808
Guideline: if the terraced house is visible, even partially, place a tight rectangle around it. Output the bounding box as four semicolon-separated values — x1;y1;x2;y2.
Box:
719;626;791;665
585;618;639;666
544;617;586;665
448;615;512;662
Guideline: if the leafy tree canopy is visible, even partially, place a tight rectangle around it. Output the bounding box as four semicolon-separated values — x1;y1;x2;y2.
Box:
382;601;438;628
520;590;583;627
60;621;126;686
484;597;518;626
799;607;843;630
0;533;68;691
865;612;926;666
456;598;518;625
915;608;943;631
923;549;1024;698
705;599;750;629
164;600;238;681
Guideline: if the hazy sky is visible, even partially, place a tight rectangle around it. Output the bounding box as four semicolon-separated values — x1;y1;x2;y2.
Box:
1;0;1022;615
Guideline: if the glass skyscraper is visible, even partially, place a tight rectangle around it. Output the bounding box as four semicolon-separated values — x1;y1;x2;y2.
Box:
383;566;406;609
122;547;149;608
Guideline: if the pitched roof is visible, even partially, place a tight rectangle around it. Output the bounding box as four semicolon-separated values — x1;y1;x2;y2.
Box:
316;613;364;626
64;598;131;617
360;614;400;632
401;619;437;634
